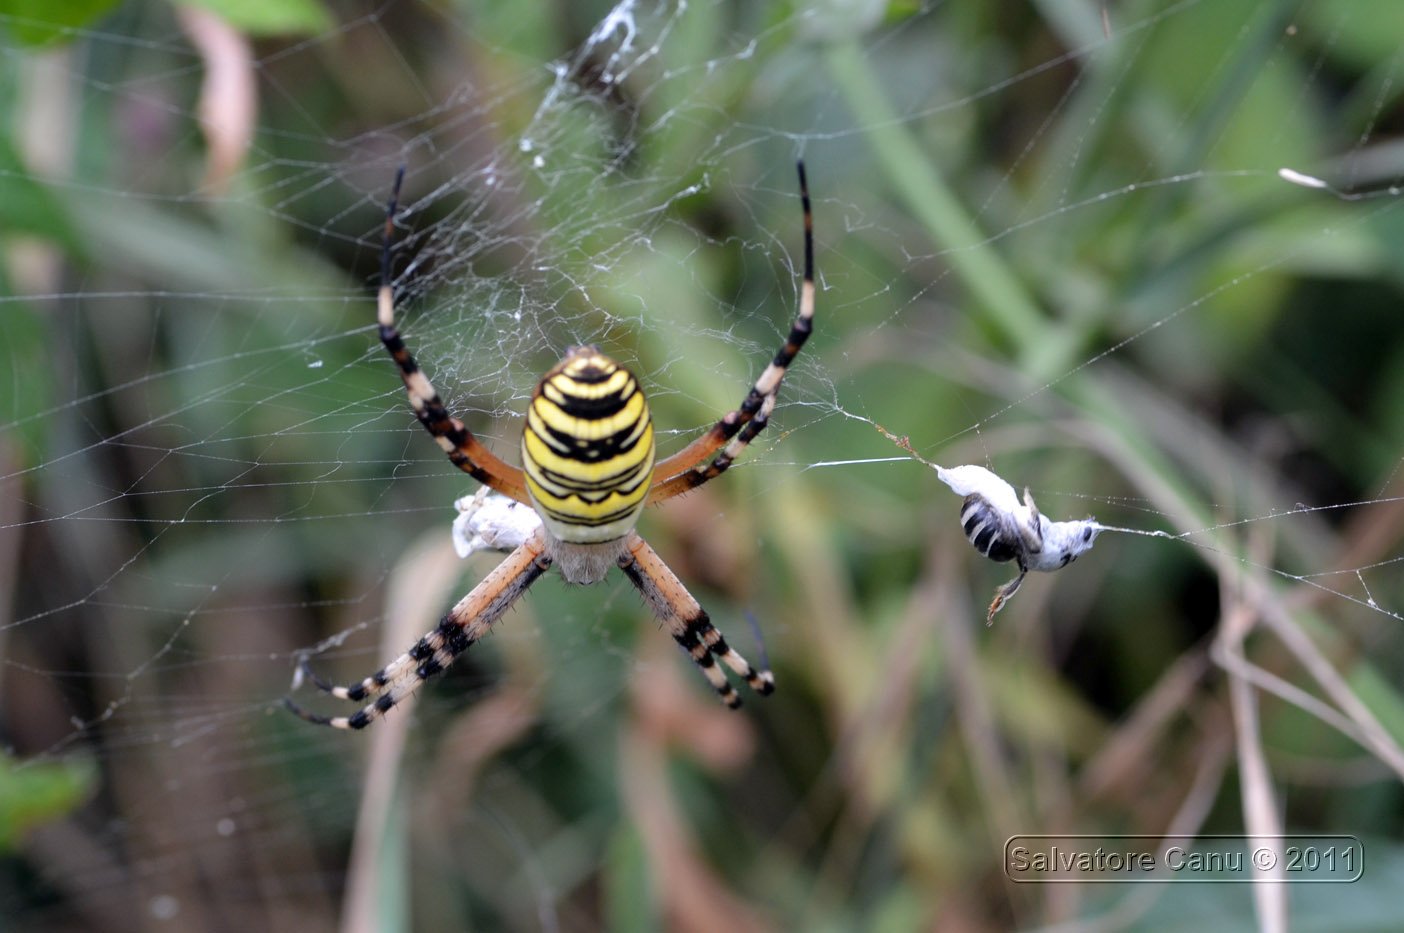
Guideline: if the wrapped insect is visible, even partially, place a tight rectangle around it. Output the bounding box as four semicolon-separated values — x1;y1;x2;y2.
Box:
936;465;1103;622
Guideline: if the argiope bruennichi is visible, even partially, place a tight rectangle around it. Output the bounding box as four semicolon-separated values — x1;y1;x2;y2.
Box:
286;163;814;728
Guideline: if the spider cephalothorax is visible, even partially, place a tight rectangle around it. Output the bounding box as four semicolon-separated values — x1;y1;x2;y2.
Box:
286;163;813;728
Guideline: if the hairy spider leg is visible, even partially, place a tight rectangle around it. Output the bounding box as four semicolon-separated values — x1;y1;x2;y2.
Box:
618;533;774;707
377;166;529;503
648;160;815;502
286;531;551;729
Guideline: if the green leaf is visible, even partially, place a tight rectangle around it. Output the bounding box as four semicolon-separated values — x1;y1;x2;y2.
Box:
1303;0;1404;71
0;754;96;851
1347;660;1404;748
604;824;658;933
0;136;82;250
0;0;121;47
172;0;335;36
0;300;52;463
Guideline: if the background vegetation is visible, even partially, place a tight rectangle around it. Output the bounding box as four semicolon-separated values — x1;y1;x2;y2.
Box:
4;0;1404;930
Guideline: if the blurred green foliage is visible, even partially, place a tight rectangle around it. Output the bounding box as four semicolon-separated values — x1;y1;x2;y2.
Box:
0;754;95;852
0;0;122;46
0;0;333;45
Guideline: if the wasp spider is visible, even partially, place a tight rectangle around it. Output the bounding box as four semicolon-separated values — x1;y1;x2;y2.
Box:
286;164;814;729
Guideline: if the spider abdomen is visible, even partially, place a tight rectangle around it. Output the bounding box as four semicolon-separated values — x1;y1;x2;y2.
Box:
523;348;656;544
960;494;1020;563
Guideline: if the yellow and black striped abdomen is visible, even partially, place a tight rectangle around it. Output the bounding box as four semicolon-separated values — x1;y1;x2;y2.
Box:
522;348;655;543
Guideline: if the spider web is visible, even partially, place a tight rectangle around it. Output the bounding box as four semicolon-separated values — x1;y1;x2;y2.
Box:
5;0;1404;929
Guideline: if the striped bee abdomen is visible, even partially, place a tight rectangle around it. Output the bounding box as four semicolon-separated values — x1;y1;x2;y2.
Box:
522;347;655;543
960;494;1020;564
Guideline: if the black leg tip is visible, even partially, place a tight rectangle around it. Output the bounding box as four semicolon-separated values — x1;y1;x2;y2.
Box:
283;696;331;726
